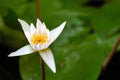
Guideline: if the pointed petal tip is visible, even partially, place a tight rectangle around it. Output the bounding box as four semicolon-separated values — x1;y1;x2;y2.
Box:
18;18;23;22
30;23;34;26
50;63;56;73
63;21;67;24
8;52;18;57
37;18;40;20
39;48;56;73
8;54;18;57
60;21;66;29
49;21;66;44
18;18;20;20
8;45;35;57
49;62;56;73
8;54;12;57
37;18;39;22
37;18;42;23
62;21;66;26
52;68;56;73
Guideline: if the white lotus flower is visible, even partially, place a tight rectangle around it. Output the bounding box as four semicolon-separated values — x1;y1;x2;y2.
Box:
8;19;66;73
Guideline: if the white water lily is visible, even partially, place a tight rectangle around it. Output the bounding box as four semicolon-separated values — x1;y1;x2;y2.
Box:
8;19;66;73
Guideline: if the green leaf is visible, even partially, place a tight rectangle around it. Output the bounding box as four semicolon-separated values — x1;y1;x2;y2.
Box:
0;7;21;30
89;1;120;36
20;25;117;80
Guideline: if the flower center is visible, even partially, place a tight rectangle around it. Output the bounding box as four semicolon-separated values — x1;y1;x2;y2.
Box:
31;33;48;45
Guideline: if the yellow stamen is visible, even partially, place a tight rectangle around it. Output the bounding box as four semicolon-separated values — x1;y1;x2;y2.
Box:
31;33;48;45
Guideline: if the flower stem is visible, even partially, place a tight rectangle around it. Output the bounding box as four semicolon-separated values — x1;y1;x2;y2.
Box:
103;37;120;70
35;0;46;80
36;0;40;18
40;56;46;80
98;37;120;79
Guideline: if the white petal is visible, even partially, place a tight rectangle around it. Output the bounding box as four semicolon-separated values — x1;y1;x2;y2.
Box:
30;23;36;35
8;45;35;57
39;48;56;73
24;31;31;42
18;19;31;42
36;19;49;34
42;23;47;29
31;43;49;51
36;19;43;30
49;21;66;44
18;19;30;32
32;44;43;51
